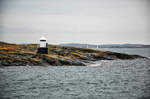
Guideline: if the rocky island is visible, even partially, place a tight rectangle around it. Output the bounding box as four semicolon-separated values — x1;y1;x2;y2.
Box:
0;41;147;66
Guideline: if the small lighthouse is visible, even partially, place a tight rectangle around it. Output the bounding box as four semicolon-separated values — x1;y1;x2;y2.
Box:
97;45;99;49
37;37;48;54
86;44;88;48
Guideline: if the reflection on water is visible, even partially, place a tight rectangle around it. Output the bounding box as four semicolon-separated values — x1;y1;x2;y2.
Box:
0;59;150;99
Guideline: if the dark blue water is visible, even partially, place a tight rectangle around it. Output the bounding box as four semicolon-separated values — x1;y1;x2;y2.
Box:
0;48;150;99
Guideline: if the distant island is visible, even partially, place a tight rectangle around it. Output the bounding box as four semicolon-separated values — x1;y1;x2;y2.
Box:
0;41;147;66
60;43;150;48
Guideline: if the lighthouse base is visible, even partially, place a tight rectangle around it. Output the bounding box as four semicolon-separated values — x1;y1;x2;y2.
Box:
37;48;48;54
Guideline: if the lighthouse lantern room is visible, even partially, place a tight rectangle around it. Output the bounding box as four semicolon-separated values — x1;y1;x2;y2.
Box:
40;37;47;47
37;37;48;54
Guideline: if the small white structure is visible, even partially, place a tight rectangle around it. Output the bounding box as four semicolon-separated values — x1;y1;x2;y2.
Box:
86;44;88;48
97;45;99;49
37;36;48;54
40;37;47;48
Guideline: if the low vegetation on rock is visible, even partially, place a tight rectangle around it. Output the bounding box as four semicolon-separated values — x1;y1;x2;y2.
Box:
0;41;147;66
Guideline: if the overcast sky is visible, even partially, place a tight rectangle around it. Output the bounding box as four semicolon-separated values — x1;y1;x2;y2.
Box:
0;0;150;44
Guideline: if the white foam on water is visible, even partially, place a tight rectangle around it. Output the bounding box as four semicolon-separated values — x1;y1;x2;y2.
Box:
88;60;111;67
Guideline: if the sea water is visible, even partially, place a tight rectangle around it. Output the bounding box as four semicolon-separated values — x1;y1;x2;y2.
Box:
0;48;150;99
99;48;150;58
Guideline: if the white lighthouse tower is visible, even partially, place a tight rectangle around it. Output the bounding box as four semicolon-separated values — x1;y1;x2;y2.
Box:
37;36;48;54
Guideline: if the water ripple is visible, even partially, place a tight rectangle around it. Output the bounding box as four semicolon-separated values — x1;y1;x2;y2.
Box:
0;59;150;99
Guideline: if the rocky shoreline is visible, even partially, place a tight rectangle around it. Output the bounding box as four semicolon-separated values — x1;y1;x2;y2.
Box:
0;41;147;66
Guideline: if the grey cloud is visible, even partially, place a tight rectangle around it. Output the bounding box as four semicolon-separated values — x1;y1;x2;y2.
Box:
0;0;150;44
